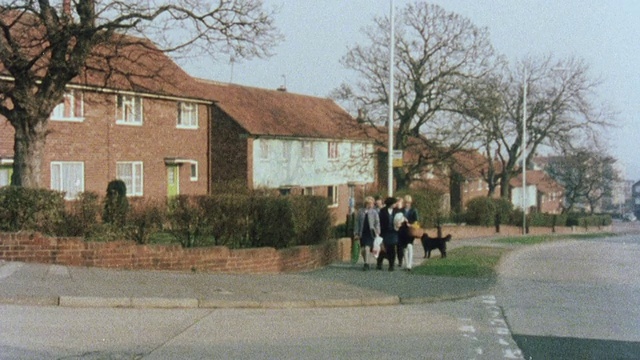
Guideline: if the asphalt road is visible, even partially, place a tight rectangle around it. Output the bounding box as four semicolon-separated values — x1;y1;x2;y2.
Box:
2;229;639;359
496;232;640;359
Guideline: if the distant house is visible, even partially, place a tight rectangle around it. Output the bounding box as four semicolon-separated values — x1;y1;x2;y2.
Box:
195;79;375;222
510;170;564;214
366;126;501;213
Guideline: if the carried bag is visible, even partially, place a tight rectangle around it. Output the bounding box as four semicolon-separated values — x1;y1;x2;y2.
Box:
372;235;383;259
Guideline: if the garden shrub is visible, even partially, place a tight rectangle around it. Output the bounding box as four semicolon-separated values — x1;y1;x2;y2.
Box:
103;180;129;226
58;191;101;237
394;188;444;228
198;194;252;248
167;195;205;248
248;196;295;249
464;197;514;227
126;198;166;244
290;195;332;246
0;186;65;234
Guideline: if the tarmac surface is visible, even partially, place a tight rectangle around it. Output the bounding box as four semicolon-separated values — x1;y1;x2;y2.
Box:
0;224;633;309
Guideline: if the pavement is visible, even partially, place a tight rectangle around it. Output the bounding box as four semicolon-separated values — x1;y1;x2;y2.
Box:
0;222;635;309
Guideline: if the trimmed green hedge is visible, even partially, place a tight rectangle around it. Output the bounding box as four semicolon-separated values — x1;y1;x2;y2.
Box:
0;186;332;249
0;186;65;235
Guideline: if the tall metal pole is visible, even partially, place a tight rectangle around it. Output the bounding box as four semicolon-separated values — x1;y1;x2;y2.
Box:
522;67;527;235
387;0;395;198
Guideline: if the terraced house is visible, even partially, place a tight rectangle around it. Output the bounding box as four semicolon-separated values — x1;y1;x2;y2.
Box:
195;79;375;221
0;37;374;221
0;37;212;200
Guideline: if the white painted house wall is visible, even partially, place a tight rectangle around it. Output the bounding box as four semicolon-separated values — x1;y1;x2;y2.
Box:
252;138;374;188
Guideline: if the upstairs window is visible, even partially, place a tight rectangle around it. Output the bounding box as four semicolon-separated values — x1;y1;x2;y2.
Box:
281;141;291;162
51;90;84;121
177;102;198;128
302;141;314;160
328;142;339;160
116;95;143;125
259;140;269;160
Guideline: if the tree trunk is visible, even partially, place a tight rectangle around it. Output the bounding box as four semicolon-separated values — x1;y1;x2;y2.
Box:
11;117;48;188
499;172;510;198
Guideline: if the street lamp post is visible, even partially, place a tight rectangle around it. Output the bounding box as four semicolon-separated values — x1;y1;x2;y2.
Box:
387;0;395;198
522;67;527;235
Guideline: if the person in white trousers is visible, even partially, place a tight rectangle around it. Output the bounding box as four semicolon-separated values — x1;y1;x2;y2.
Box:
399;195;419;271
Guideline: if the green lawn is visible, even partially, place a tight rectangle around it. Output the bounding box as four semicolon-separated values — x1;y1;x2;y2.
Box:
413;232;616;277
412;246;510;277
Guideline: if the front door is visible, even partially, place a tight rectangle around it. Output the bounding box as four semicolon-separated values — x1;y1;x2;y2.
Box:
167;165;179;197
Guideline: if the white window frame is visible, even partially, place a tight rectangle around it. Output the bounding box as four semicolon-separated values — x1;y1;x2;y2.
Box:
51;90;84;122
327;185;338;207
50;161;84;200
190;161;198;181
281;141;291;162
177;102;198;129
303;187;314;195
328;142;339;160
350;143;360;158
259;140;269;160
302;141;314;160
116;161;144;196
116;95;143;125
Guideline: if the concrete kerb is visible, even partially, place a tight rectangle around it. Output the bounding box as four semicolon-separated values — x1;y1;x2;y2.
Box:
51;296;404;309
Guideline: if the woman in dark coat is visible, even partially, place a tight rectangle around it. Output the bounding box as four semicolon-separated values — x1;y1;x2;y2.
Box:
354;196;381;270
376;197;403;271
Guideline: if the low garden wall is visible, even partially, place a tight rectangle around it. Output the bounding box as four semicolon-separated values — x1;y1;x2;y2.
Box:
0;232;337;274
0;224;610;273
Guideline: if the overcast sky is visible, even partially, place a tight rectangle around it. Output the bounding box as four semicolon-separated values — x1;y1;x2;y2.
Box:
180;0;640;182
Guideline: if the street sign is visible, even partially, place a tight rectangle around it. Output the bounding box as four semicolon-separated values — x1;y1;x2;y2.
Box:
392;150;403;167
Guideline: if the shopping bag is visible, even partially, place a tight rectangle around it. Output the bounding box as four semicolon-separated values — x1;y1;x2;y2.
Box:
372;236;383;259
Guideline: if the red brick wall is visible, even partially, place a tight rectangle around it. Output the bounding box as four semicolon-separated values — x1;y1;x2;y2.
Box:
210;107;250;188
0;118;14;158
0;232;338;274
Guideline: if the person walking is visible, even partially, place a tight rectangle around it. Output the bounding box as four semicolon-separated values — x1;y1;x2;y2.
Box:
398;195;419;271
354;196;381;271
376;197;403;271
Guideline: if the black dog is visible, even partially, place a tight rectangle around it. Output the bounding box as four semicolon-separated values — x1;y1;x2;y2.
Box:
421;233;452;258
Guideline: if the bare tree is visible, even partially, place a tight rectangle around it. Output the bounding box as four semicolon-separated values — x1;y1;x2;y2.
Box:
0;0;282;188
462;56;613;198
332;2;500;190
545;146;620;214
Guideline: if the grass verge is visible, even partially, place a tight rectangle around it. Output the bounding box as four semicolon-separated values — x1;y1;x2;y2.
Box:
412;232;616;277
492;232;616;245
412;246;510;278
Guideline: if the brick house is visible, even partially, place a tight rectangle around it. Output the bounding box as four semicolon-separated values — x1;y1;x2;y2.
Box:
1;46;374;224
194;79;375;222
510;170;564;214
0;37;213;200
367;127;502;213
